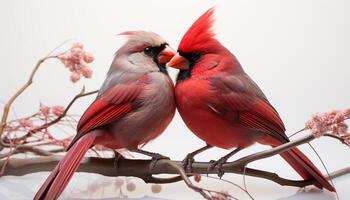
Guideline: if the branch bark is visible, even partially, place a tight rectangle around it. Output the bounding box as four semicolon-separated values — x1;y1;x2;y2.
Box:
0;156;318;188
28;88;98;135
0;57;52;140
1;133;348;189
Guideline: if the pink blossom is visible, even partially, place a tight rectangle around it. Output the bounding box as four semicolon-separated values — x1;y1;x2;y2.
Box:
335;123;348;135
57;54;69;60
126;182;136;192
333;112;345;123
72;42;84;49
52;105;65;116
344;108;350;118
57;42;94;83
40;103;50;118
70;47;84;62
114;178;124;188
344;135;350;145
83;52;94;63
306;108;350;138
74;64;83;71
81;67;93;78
70;72;80;83
194;174;201;182
305;113;327;137
19;119;33;128
151;184;162;193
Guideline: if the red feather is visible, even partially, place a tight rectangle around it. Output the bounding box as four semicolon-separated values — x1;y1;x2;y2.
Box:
209;74;287;142
178;7;217;53
174;7;335;192
66;77;149;150
34;134;96;200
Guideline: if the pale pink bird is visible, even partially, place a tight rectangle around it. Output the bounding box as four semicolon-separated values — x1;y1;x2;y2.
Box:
34;31;176;200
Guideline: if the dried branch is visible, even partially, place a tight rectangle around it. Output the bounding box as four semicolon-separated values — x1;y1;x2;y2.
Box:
229;134;315;168
1;133;348;189
0;155;347;188
0;56;55;140
28;88;98;135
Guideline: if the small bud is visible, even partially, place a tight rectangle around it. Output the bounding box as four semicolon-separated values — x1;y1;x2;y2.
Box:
72;42;84;49
114;178;124;188
151;184;162;193
126;182;136;192
19;119;33;128
81;67;93;78
83;52;94;63
194;174;201;182
70;72;80;83
52;105;65;116
40;103;50;117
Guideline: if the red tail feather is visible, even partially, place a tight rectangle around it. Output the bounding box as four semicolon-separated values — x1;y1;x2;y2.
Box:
34;133;96;200
279;146;335;191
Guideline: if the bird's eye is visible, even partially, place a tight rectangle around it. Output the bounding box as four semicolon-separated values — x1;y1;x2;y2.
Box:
144;47;152;56
192;52;202;62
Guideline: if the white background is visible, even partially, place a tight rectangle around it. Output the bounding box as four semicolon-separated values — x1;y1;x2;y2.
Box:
0;0;349;199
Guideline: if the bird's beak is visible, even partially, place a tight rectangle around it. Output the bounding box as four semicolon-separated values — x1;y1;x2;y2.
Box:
157;46;176;64
166;53;190;70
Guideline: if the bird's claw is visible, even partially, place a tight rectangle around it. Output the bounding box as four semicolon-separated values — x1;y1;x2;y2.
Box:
182;153;195;172
113;151;125;174
207;159;226;178
149;154;170;173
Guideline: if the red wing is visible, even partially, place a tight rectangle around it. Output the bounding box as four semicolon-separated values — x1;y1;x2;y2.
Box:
76;100;132;134
209;74;287;142
239;99;287;142
66;79;148;150
76;82;145;134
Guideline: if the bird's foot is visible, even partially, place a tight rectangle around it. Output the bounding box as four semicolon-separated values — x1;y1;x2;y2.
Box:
207;158;227;178
182;153;195;173
149;153;170;173
113;150;126;174
133;149;170;173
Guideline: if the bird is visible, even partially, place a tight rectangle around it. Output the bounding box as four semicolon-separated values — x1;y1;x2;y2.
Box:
34;31;176;200
167;8;335;192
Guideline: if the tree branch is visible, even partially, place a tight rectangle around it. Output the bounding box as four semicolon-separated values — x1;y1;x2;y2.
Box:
1;132;349;199
0;151;347;189
28;88;98;135
0;57;53;140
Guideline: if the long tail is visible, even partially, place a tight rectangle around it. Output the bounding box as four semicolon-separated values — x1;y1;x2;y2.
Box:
34;134;96;200
279;146;335;191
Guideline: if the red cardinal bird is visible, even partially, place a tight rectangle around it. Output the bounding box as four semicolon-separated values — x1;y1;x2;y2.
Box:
34;31;176;200
167;8;335;191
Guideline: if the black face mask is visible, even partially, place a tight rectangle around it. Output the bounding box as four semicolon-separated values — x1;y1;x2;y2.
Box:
143;43;168;74
176;51;202;82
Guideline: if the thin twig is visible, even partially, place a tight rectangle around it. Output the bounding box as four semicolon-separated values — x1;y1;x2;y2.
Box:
0;39;78;144
28;88;98;135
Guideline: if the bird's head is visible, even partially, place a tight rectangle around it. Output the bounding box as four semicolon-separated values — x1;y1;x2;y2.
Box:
167;8;222;71
115;31;175;74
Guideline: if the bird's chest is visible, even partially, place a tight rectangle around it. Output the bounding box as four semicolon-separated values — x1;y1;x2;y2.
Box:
175;78;212;110
175;78;254;149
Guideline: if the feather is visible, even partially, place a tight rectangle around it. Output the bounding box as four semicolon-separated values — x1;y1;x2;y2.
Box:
66;76;149;150
178;7;217;53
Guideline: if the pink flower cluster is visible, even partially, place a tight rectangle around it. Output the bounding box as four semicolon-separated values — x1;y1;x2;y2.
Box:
40;103;65;118
57;42;94;83
18;119;33;128
305;108;350;144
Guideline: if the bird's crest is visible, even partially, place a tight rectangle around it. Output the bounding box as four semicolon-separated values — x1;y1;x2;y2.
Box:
178;7;216;53
118;31;165;47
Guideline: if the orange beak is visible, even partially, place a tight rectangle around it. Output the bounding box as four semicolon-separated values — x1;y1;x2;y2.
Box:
166;53;190;70
157;46;176;64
